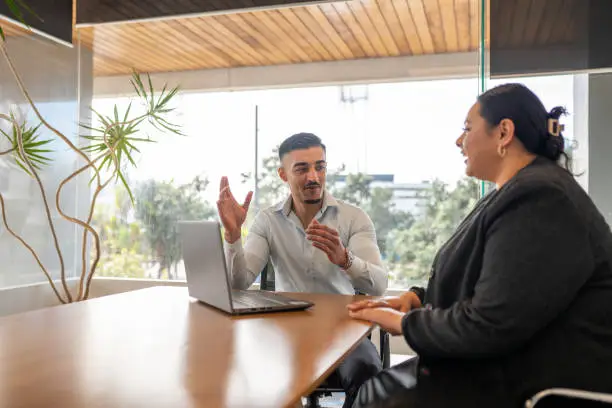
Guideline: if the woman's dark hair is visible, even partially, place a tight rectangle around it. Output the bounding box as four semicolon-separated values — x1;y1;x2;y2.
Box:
477;83;570;169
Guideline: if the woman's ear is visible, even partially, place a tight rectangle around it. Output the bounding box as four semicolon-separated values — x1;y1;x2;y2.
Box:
499;118;515;146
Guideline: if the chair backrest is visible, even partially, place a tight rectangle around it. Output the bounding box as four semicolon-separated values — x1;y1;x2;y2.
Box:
260;262;362;295
260;262;275;291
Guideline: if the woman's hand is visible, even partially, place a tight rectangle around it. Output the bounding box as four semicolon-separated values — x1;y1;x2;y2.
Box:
346;291;423;336
348;307;405;336
347;291;422;314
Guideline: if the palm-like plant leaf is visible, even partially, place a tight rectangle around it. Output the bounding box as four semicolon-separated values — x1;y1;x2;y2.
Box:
129;71;183;136
0;116;53;177
79;72;182;204
80;107;152;203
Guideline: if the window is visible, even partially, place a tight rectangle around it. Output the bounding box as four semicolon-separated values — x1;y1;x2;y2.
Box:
90;92;255;280
92;77;485;289
253;80;481;289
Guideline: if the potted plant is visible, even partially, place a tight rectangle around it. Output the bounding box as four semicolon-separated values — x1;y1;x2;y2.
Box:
0;1;182;303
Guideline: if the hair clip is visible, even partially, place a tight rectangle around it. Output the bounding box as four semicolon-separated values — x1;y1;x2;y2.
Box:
547;118;565;137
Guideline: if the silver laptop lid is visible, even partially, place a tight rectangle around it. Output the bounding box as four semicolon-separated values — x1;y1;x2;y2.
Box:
178;220;234;313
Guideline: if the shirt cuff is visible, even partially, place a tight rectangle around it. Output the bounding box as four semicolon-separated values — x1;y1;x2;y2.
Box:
343;255;367;279
225;238;243;253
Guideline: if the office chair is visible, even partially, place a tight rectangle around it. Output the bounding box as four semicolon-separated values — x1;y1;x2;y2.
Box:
525;389;612;407
260;264;391;408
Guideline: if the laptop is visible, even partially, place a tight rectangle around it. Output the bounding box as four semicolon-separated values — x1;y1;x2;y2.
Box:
178;220;314;315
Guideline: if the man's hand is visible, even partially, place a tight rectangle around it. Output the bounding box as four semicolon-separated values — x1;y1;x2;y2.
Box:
306;220;347;267
347;291;422;314
348;307;405;336
217;176;253;243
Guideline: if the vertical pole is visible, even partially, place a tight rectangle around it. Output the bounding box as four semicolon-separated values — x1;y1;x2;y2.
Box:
254;105;259;210
479;0;487;198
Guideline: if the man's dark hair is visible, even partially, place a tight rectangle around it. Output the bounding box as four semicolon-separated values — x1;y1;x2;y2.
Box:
278;132;326;161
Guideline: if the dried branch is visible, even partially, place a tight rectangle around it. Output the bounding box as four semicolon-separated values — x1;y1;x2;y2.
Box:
55;150;111;301
0;194;66;303
0;113;72;302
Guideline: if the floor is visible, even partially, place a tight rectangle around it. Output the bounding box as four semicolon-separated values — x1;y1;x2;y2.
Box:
302;354;414;407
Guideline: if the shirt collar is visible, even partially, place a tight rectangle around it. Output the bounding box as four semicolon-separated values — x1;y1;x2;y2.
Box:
276;190;338;217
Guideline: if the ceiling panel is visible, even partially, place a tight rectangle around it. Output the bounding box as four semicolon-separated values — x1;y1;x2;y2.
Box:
77;0;480;77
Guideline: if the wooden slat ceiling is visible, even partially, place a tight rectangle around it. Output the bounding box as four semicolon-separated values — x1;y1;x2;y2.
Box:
76;0;481;77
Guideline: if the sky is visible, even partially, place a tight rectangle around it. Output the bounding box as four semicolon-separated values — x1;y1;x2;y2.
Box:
92;75;575;203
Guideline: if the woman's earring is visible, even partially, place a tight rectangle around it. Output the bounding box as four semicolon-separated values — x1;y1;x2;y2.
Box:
497;144;507;158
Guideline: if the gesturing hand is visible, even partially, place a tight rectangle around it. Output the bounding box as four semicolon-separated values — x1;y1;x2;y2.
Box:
216;176;253;243
306;219;347;267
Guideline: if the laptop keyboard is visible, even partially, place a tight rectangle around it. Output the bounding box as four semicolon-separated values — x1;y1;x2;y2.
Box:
232;290;292;309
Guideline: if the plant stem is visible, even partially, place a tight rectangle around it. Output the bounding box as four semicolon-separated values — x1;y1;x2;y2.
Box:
55;154;108;301
0;38;115;302
0;112;69;302
0;147;15;155
0;113;73;302
77;182;108;301
0;194;67;303
81;121;127;300
76;118;137;300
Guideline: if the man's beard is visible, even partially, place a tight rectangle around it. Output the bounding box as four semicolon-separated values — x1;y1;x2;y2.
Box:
303;182;322;205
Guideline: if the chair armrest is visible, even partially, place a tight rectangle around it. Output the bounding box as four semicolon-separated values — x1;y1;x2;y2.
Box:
525;388;612;407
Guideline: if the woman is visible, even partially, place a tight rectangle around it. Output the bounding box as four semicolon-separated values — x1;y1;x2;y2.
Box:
348;83;612;408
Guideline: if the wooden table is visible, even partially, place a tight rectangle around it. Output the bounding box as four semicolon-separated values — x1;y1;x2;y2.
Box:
0;286;374;408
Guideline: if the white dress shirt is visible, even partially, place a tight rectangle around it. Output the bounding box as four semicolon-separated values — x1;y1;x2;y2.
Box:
225;192;388;295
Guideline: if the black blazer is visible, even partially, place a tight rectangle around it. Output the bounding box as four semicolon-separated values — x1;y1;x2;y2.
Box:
402;157;612;406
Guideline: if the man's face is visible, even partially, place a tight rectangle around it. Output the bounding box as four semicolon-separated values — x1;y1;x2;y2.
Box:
279;146;327;205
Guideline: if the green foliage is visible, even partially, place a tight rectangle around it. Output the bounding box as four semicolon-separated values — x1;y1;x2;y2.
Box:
80;71;183;204
0;115;53;176
92;202;147;279
98;248;147;279
330;173;413;255
94;175;216;280
134;176;215;279
387;177;479;286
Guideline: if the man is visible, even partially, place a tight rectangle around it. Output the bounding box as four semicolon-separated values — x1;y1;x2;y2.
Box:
217;132;388;408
